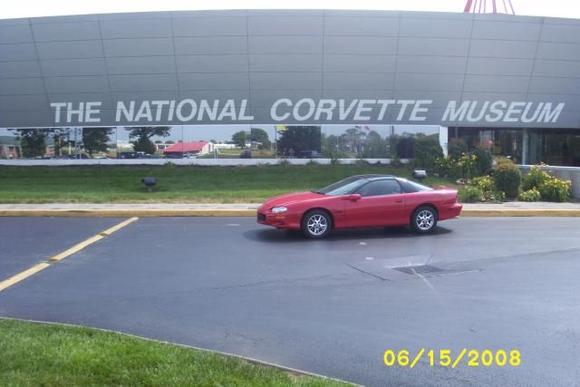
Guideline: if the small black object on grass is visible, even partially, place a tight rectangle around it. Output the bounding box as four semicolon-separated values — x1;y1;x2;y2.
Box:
142;177;157;192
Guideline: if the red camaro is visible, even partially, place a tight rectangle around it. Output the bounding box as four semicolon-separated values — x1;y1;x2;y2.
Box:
258;175;462;238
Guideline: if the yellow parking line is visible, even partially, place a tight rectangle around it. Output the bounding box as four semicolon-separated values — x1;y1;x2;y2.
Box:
98;217;139;236
0;263;51;292
0;217;139;292
48;234;104;262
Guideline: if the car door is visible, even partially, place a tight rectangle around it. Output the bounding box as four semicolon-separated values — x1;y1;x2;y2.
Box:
343;179;407;227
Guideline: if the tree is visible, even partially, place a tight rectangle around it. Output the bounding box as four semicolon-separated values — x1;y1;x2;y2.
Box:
232;131;248;148
250;128;271;150
396;136;415;159
414;134;443;169
362;131;388;158
51;128;71;157
277;126;321;156
83;127;112;156
11;129;48;158
342;127;366;155
127;126;170;154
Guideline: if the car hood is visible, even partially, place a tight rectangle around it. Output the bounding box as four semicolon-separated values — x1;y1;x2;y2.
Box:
260;191;323;210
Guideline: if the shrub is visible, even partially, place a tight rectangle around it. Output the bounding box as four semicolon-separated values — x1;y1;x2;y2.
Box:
492;158;521;199
473;147;493;176
457;153;478;179
306;159;319;166
433;157;453;178
278;158;291;167
458;186;484;203
448;139;468;159
471;175;494;200
490;190;506;202
538;177;571;202
414;135;443;170
330;157;341;165
522;165;550;191
518;188;541;202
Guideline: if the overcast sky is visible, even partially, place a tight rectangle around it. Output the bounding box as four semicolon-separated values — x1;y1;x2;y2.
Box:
1;0;580;20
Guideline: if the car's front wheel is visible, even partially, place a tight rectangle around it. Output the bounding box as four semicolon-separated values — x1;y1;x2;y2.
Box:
301;210;332;239
411;206;438;234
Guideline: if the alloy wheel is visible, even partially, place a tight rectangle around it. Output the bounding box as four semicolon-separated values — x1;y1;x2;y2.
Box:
416;209;435;231
306;214;328;236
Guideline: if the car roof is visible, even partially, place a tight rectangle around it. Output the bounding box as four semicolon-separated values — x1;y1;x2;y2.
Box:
351;174;396;181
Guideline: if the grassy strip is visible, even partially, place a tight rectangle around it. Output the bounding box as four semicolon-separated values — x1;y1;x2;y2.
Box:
0;164;454;203
0;319;348;386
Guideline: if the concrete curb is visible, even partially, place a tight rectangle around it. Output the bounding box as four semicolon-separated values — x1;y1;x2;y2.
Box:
1;209;580;217
461;209;580;217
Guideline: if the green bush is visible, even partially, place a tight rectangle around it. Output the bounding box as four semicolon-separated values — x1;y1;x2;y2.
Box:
414;135;443;170
473;147;493;176
492;158;521;199
458;186;484;203
448;139;468;159
491;190;506;202
518;188;541;202
457;153;478;179
471;175;494;200
434;157;453;178
522;165;550;191
538;177;571;202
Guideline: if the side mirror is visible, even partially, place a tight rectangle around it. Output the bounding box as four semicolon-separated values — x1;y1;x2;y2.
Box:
343;193;361;201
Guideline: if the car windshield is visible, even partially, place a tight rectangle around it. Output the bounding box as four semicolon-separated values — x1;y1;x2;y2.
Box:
315;176;367;195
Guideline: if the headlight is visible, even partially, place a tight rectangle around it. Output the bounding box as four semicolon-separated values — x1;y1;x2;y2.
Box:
271;206;288;213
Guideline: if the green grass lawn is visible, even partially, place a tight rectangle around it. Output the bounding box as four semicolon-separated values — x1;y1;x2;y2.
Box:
0;319;348;386
0;164;455;203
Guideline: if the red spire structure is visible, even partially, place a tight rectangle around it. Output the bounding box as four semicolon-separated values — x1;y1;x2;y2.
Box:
464;0;515;15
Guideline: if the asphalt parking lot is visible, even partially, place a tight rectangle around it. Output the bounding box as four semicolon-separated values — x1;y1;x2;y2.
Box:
0;217;579;386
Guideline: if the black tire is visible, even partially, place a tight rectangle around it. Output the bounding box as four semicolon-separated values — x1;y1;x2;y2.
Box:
411;206;438;234
301;210;332;239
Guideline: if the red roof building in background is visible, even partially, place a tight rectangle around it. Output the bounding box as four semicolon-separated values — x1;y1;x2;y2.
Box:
163;141;213;157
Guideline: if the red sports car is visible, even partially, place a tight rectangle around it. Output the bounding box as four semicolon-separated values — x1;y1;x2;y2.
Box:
257;175;462;238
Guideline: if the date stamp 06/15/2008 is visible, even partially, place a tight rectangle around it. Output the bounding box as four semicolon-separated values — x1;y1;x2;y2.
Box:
383;349;521;369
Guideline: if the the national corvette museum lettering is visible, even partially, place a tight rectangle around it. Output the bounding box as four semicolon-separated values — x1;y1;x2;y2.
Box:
49;99;565;125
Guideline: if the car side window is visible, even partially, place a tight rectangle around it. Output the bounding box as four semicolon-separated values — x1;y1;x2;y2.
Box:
357;179;402;197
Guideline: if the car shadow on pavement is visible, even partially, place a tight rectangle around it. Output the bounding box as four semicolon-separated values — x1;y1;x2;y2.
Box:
244;226;452;243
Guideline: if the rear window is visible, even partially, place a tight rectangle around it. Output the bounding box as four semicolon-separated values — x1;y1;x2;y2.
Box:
398;179;433;193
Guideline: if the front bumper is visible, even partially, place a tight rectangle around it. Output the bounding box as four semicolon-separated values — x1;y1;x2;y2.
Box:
257;210;300;229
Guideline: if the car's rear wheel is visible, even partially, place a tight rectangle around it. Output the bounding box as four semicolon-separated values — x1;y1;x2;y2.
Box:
411;206;438;234
301;210;332;239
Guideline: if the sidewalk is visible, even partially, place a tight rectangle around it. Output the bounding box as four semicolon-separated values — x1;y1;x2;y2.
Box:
0;202;579;217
